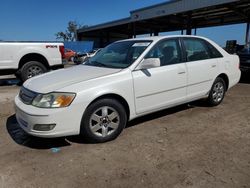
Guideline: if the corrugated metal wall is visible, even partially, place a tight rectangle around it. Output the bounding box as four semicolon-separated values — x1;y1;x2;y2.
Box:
131;0;239;21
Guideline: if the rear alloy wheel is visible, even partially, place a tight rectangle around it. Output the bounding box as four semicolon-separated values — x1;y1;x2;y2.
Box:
207;77;226;106
81;98;127;143
20;61;47;82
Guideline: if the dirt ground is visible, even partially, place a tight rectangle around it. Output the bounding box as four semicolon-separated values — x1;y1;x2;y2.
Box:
0;73;250;188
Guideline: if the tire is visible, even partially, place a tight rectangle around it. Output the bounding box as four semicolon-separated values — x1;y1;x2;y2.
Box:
73;57;81;65
207;77;226;106
69;56;74;62
20;61;47;82
14;72;21;80
80;98;127;143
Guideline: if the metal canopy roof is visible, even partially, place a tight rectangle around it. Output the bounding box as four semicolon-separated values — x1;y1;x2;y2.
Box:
78;0;250;47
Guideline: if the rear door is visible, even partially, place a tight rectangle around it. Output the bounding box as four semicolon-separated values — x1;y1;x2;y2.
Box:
181;38;221;100
0;43;17;69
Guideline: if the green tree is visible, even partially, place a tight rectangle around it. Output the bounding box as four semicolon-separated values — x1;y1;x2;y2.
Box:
55;21;88;41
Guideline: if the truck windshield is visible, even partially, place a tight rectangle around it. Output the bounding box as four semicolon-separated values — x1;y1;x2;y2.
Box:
85;40;152;68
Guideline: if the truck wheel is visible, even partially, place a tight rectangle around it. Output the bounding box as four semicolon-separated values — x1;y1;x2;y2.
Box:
14;72;21;80
20;61;47;82
80;98;127;143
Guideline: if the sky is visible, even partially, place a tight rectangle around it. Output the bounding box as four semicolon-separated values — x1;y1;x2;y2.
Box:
0;0;247;46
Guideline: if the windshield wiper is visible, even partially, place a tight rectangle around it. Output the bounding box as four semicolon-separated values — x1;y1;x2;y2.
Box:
85;61;120;69
89;61;108;67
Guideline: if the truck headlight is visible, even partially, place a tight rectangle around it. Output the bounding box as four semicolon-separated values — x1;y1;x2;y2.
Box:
32;92;76;108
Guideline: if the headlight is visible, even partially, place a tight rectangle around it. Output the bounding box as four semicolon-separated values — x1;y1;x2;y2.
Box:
32;92;76;108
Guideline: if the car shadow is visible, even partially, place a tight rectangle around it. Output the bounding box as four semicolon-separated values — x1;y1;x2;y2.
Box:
0;78;21;86
127;103;194;128
239;72;250;84
6;115;71;149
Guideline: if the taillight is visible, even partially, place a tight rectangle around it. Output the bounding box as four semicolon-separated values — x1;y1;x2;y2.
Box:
59;45;65;59
237;56;240;69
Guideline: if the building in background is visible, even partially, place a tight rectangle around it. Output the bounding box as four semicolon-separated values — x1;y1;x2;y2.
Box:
78;0;250;48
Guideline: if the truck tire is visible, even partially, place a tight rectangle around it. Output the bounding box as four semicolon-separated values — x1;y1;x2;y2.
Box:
20;61;47;82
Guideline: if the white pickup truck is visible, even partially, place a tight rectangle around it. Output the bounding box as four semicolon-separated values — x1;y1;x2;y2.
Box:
0;42;65;81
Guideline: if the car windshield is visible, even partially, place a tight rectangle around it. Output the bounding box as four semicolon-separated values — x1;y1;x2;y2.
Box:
89;49;99;53
85;40;152;68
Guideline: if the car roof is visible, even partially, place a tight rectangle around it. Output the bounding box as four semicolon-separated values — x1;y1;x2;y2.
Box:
120;35;209;42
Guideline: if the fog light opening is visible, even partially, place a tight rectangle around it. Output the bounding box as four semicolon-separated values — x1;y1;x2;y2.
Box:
33;124;56;131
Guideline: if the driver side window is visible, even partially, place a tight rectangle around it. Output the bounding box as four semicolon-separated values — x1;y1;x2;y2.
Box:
145;39;182;66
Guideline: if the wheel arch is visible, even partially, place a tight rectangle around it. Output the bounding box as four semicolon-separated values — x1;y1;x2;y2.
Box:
18;53;49;69
217;73;229;91
86;93;130;120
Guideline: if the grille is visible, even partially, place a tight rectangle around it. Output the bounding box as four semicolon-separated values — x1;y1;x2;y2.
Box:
19;87;37;105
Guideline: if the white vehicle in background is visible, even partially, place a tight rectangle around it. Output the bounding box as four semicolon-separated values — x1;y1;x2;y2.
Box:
15;35;241;143
0;42;65;81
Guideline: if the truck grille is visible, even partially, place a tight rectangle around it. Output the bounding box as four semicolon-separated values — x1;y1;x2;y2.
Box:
19;87;37;105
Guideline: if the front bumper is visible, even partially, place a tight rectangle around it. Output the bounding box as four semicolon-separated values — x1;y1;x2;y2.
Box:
15;96;83;138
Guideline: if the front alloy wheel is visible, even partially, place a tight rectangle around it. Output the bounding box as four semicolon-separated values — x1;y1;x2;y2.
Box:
81;98;127;143
89;106;120;137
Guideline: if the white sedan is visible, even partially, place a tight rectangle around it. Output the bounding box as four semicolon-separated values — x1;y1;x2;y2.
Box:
15;35;241;143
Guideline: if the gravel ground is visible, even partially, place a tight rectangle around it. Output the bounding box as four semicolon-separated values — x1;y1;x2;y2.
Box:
0;73;250;188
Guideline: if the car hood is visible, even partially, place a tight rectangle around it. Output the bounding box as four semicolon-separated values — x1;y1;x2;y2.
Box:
23;65;122;93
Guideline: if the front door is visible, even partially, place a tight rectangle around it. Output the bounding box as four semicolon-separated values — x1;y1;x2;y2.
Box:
132;39;187;114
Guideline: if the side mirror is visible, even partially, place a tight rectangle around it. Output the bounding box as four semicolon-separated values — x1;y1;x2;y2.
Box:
136;58;161;70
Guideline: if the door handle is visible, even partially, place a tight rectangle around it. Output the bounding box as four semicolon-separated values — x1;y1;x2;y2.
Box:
178;71;186;74
211;64;216;68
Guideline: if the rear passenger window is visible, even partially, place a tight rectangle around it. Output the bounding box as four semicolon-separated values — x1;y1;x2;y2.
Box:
183;39;211;61
206;41;223;58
